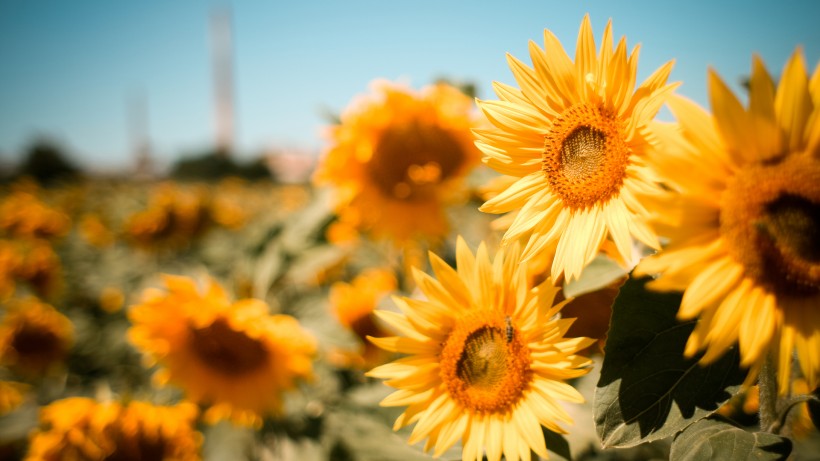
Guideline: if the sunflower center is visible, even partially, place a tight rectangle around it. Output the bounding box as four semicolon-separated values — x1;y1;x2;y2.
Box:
440;311;530;413
542;103;630;210
367;120;465;201
189;318;269;375
720;154;820;296
104;432;167;461
11;324;61;362
456;327;508;389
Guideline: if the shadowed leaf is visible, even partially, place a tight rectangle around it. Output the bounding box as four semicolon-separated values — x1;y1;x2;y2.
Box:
670;417;791;461
594;277;747;448
543;427;572;461
809;388;820;430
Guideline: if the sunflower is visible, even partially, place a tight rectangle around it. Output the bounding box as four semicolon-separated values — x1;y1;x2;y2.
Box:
476;15;678;283
366;237;594;461
79;212;115;248
0;240;22;301
634;50;820;393
329;268;396;368
26;397;202;461
124;183;211;250
314;80;482;245
0;297;73;376
12;239;63;299
99;286;125;314
0;380;28;416
0;190;70;241
128;275;316;426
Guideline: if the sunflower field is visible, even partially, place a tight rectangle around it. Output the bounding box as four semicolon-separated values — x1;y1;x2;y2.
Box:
1;15;820;461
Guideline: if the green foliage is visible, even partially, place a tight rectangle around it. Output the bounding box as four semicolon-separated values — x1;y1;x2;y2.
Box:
16;139;82;185
169;151;273;181
669;417;791;461
594;277;748;448
543;428;571;461
809;388;820;430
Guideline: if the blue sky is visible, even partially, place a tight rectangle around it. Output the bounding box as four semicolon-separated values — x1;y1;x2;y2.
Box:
1;0;819;171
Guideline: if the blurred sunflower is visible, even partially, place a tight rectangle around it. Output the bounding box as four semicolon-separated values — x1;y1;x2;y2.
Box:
0;241;22;301
0;191;70;241
0;380;28;416
209;179;250;230
124;183;211;250
98;286;125;314
476;15;677;282
26;397;202;461
12;239;63;300
329;268;396;368
128;275;316;426
367;237;594;460
314;81;482;245
78;212;115;248
0;297;73;376
635;50;820;392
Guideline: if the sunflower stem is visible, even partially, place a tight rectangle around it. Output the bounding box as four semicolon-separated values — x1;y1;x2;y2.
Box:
758;353;778;432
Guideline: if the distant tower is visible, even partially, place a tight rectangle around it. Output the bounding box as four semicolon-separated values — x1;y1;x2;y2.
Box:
210;8;235;156
128;89;153;177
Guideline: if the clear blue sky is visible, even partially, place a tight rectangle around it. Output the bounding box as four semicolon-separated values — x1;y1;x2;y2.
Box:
1;0;819;171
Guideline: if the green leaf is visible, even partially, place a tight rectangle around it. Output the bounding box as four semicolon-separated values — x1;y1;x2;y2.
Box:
670;417;791;461
543;427;572;461
808;387;820;430
594;277;748;448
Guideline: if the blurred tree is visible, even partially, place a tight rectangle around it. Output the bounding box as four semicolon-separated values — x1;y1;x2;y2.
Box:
16;140;81;185
169;150;274;181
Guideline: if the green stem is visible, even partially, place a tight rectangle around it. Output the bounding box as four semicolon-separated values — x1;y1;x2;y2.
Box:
769;394;819;434
758;353;778;432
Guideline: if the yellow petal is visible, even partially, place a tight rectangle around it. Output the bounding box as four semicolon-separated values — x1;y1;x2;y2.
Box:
708;69;755;165
480;172;545;214
542;29;578;103
775;49;812;153
477;99;548;134
679;255;743;319
575;14;597;101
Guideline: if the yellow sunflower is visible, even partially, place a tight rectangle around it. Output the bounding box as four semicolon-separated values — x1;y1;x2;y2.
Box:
128;275;316;426
26;397;202;461
0;297;73;376
0;380;28;416
13;239;63;299
98;286;125;314
366;237;594;461
79;212;115;248
634;50;820;393
329;268;396;368
476;15;678;283
124;183;211;250
0;240;22;301
0;190;70;241
314;80;482;245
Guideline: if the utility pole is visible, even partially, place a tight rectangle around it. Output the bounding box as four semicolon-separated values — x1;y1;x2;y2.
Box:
128;89;153;178
210;7;235;157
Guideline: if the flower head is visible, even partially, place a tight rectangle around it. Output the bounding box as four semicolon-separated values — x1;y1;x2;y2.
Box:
128;275;316;426
367;237;594;461
635;50;820;392
26;398;202;461
0;297;73;376
314;81;482;245
124;183;212;250
0;381;28;416
476;16;677;282
0;190;70;241
329;268;396;368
